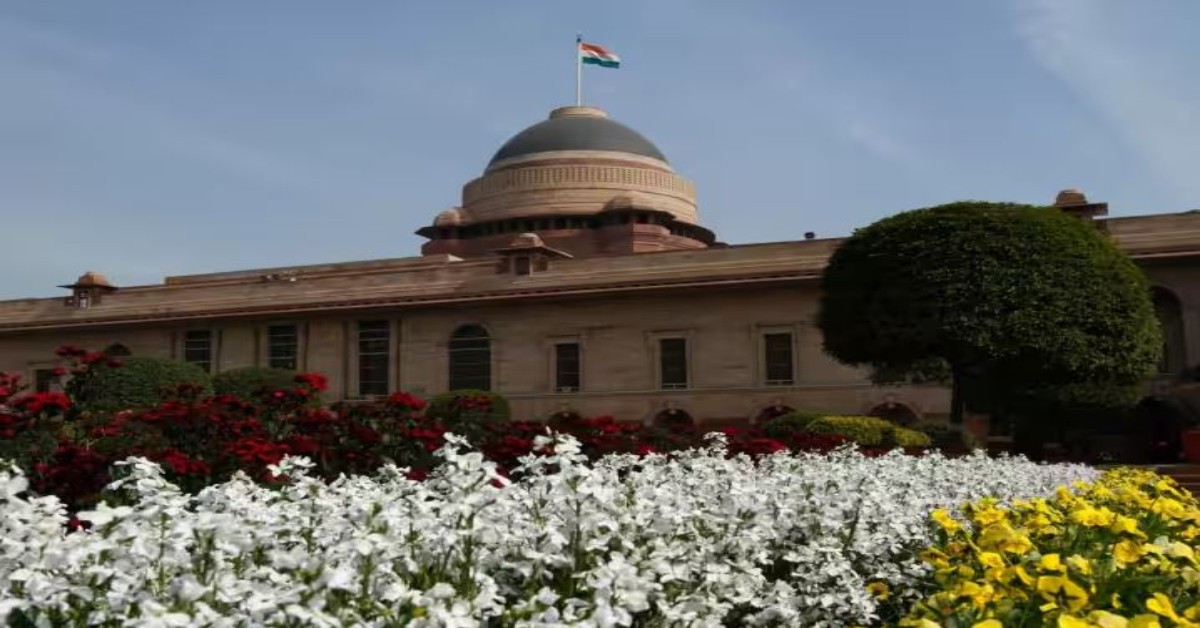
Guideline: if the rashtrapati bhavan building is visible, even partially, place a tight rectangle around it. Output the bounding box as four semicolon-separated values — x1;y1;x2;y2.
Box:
1;105;1197;428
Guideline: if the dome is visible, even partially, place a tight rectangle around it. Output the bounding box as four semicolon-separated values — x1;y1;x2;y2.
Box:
487;106;667;168
433;207;465;226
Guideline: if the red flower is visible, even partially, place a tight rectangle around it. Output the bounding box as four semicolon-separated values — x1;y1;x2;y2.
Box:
386;391;428;411
106;359;124;368
294;373;329;392
14;391;72;415
54;345;86;358
50;366;68;377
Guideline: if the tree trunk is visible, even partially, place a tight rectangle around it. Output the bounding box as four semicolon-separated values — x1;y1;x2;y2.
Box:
950;364;965;425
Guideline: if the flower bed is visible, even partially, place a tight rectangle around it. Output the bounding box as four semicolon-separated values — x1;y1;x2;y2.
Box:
0;434;1095;626
901;467;1200;626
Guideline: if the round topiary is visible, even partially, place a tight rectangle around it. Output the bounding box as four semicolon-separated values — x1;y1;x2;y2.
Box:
213;366;299;400
819;201;1161;425
80;357;213;412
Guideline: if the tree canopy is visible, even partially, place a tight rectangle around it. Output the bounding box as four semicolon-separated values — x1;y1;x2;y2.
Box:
818;201;1161;423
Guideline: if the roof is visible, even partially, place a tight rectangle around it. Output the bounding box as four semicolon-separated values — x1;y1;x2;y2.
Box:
2;211;1198;333
488;106;667;168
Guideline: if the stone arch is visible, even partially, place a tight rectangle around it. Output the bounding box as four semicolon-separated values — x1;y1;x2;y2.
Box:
547;408;583;430
867;395;920;426
754;401;795;424
652;408;695;430
1153;287;1187;375
448;324;492;391
103;343;132;357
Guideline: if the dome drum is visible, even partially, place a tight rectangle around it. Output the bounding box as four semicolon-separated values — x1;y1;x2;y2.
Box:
418;104;711;259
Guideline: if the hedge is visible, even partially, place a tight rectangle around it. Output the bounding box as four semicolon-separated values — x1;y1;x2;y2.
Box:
213;367;299;400
80;357;212;412
805;415;932;448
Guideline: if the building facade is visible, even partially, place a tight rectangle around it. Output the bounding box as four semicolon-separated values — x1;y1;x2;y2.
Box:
1;106;1197;427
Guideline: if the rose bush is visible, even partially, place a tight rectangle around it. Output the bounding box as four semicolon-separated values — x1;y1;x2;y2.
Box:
0;434;1096;626
0;347;860;512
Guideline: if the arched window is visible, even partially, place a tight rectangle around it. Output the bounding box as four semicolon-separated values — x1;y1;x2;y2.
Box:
755;404;794;423
868;401;919;426
653;408;694;431
103;343;132;357
448;325;491;391
1153;287;1187;375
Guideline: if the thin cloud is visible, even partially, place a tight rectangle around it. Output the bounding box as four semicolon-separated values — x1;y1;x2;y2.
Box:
1014;0;1200;203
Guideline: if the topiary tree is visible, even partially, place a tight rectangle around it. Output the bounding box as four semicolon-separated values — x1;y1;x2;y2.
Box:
818;201;1161;426
79;357;213;412
213;366;298;400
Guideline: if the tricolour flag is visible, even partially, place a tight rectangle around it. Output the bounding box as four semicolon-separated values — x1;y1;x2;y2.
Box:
579;42;620;68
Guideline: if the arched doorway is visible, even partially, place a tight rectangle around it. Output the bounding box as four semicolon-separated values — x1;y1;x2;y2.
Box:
1153;287;1187;376
103;343;132;357
448;325;491;391
653;408;695;431
868;396;919;426
755;403;794;423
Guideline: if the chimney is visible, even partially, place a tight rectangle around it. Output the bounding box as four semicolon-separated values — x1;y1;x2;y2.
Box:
1053;188;1108;222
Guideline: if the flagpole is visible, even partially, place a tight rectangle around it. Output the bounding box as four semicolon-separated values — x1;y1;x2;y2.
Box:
575;33;583;106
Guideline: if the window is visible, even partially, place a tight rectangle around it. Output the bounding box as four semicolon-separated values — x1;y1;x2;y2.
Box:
763;332;795;385
448;325;491;391
34;369;61;393
1153;287;1187;374
659;337;688;389
268;324;299;370
184;330;214;373
357;320;390;397
554;342;581;392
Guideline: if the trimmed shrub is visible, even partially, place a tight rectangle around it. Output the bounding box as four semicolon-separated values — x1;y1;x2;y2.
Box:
212;367;298;400
760;411;827;439
80;357;212;412
912;420;979;451
805;415;932;448
893;427;934;448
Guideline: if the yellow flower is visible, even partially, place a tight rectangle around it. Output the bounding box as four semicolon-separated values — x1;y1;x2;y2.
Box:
1088;611;1129;628
973;620;1003;628
1014;565;1035;586
1128;615;1162;628
867;581;891;601
1070;507;1115;527
979;523;1034;555
902;620;942;628
1147;593;1181;622
1040;553;1066;572
932;508;961;534
1066;555;1092;575
1058;616;1093;628
1113;540;1144;566
975;506;1008;527
1037;576;1089;613
1151;498;1187;519
978;552;1005;570
1109;516;1146;538
1168;541;1196;561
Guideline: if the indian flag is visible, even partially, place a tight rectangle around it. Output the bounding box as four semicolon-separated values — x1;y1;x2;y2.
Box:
579;42;620;68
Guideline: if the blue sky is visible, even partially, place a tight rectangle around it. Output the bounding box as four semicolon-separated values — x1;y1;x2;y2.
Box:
2;1;1199;299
